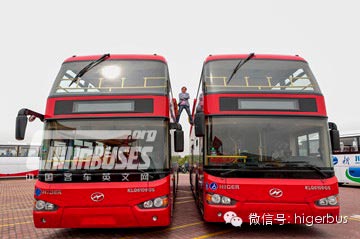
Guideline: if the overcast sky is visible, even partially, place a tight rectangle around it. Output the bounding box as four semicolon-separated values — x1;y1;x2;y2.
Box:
1;0;359;155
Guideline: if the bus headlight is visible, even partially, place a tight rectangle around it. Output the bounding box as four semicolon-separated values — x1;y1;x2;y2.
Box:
206;193;236;205
315;195;339;206
35;200;46;210
317;198;328;206
34;200;58;211
327;195;339;206
211;194;221;204
45;202;56;210
221;196;232;205
138;196;169;209
143;200;153;208
153;197;164;208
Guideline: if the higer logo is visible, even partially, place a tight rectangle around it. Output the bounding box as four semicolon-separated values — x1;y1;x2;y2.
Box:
91;192;105;202
269;188;283;198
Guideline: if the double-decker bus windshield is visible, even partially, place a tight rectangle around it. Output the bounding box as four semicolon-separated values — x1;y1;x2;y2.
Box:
50;60;169;96
206;116;332;170
41;118;168;172
204;59;321;93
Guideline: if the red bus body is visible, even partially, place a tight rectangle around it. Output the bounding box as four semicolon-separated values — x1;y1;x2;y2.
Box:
190;54;340;224
27;54;179;228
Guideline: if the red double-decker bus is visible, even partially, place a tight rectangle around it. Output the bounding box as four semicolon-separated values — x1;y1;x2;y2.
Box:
15;54;184;228
190;54;341;225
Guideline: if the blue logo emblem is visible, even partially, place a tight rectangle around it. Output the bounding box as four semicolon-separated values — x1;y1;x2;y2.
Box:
332;156;338;165
35;188;41;197
343;156;350;165
209;182;218;191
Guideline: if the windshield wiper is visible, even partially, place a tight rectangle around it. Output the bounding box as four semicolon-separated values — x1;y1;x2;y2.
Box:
226;52;255;85
69;53;110;86
281;161;328;178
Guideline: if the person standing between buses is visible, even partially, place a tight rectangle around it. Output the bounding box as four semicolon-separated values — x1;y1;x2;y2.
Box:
176;86;193;124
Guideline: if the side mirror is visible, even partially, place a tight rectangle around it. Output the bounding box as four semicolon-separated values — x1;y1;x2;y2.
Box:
329;122;340;151
15;108;45;141
174;130;184;152
16;115;28;140
194;112;205;137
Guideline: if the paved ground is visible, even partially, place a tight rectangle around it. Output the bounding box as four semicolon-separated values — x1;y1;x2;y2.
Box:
0;174;359;239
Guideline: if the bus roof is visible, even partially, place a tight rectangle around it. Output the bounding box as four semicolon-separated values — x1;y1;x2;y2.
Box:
340;131;360;138
64;54;167;63
204;54;307;63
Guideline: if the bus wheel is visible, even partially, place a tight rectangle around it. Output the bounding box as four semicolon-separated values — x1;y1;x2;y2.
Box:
195;175;200;202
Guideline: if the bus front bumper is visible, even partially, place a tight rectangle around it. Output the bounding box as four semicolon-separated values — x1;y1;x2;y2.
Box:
33;206;171;228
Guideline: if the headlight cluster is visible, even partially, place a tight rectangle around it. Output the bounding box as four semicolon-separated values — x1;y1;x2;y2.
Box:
315;195;339;206
34;200;58;211
138;196;169;209
206;193;236;205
